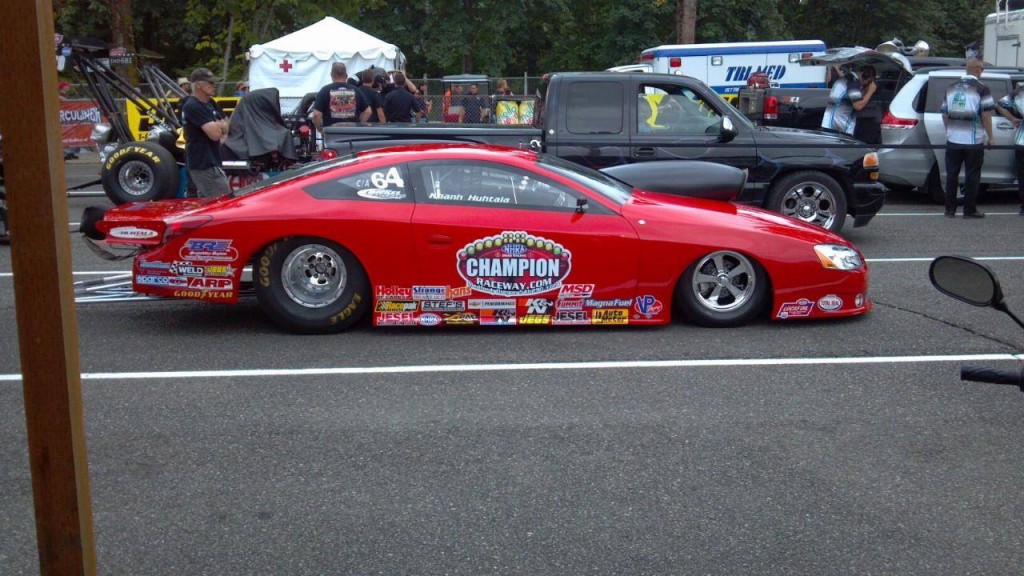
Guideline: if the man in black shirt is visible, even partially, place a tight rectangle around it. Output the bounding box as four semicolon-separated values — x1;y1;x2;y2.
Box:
460;83;488;124
312;63;366;131
359;69;386;123
382;72;424;123
182;67;230;197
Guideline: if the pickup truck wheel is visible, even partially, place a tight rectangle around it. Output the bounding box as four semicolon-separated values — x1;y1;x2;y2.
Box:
676;250;767;327
768;171;847;232
100;141;179;205
254;237;370;334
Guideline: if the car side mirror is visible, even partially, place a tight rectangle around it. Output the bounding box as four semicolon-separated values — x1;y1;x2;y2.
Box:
575;197;588;214
719;116;737;142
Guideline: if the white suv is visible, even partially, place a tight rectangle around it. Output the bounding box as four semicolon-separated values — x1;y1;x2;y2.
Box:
878;69;1017;202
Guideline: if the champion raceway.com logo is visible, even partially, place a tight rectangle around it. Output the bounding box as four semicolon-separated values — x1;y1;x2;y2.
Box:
456;231;572;297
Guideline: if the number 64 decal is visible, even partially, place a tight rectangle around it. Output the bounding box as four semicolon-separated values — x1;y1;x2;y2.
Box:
371;167;404;188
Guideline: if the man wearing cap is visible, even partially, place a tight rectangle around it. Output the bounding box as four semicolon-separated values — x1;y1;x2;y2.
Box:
177;77;191;94
182;67;230;197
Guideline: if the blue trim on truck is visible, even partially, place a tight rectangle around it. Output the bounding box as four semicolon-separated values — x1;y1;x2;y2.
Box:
643;41;826;58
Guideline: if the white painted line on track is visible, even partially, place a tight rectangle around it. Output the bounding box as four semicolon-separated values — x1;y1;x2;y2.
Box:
876;211;1024;216
0;271;131;278
0;354;1021;382
866;256;1024;263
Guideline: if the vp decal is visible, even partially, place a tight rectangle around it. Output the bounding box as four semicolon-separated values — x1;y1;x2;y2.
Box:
457;231;571;297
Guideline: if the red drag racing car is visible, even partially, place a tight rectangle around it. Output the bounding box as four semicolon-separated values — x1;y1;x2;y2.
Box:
82;144;870;333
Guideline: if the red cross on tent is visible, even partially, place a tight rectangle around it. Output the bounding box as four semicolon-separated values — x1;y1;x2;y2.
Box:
279;59;293;73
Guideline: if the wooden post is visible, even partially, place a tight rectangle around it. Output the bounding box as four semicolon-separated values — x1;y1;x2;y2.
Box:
0;1;97;575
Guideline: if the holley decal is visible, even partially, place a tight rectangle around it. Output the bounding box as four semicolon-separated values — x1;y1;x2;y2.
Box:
456;231;571;297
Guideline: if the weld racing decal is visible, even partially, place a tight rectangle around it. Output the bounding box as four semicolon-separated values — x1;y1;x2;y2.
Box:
457;232;571;297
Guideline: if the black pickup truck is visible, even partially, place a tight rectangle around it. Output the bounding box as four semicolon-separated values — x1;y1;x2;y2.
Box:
323;71;885;233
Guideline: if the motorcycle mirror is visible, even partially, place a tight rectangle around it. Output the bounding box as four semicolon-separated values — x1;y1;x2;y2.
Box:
929;255;1002;307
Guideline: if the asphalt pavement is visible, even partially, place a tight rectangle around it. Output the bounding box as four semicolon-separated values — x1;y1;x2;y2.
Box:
2;158;1024;575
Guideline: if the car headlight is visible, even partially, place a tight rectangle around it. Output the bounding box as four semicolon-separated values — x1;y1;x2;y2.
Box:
814;244;863;270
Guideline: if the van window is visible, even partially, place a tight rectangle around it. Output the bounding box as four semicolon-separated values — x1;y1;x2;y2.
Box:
565;81;623;135
925;77;1009;113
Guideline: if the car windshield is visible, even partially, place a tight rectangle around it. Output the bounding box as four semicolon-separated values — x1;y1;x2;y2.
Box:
231;155;359;198
534;154;634;205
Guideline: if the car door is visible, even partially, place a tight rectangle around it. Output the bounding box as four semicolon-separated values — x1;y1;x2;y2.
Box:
407;158;640;326
629;80;759;175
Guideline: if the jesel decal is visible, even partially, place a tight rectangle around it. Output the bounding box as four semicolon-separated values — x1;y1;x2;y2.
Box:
457;231;571;297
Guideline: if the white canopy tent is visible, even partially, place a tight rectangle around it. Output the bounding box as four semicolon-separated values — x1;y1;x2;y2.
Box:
248;17;405;110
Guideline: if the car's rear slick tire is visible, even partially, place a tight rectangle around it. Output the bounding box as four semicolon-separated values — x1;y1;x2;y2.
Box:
676;250;768;327
254;237;370;334
101;141;179;204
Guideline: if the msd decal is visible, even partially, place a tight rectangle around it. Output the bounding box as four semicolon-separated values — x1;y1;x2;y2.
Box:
457;232;571;297
559;284;595;298
179;239;238;262
633;295;664;319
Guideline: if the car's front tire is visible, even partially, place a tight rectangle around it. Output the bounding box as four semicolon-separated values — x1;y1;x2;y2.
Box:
767;171;847;232
676;250;768;327
254;237;370;334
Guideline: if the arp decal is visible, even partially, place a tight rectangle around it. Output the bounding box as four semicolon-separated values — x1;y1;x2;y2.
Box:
179;239;239;262
457;231;571;297
591;309;629;325
633;295;664;319
817;295;843;312
188;277;233;291
777;298;814;319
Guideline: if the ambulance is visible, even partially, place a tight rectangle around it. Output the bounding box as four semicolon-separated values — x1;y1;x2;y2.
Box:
638;40;828;95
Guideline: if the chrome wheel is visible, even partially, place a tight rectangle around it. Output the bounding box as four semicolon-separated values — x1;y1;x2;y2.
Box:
281;244;348;308
118;160;156;197
778;180;838;228
690;251;757;313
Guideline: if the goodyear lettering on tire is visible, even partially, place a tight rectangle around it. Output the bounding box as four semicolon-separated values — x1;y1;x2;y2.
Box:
329;293;363;325
258;243;278;288
103;145;163;171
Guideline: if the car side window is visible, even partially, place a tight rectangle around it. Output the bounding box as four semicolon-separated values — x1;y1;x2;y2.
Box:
302;163;411;202
412;160;580;212
638;84;722;136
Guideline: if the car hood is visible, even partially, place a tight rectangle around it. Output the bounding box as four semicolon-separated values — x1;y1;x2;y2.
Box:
797;46;912;75
624;191;851;247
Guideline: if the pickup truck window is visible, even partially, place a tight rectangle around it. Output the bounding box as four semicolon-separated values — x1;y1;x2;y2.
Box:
565;81;623;135
412;160;580;212
638;83;722;136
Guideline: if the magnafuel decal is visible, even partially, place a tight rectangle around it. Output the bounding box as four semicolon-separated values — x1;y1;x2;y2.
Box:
457;231;571;297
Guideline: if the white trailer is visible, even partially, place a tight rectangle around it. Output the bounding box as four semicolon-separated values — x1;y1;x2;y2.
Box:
985;6;1024;67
